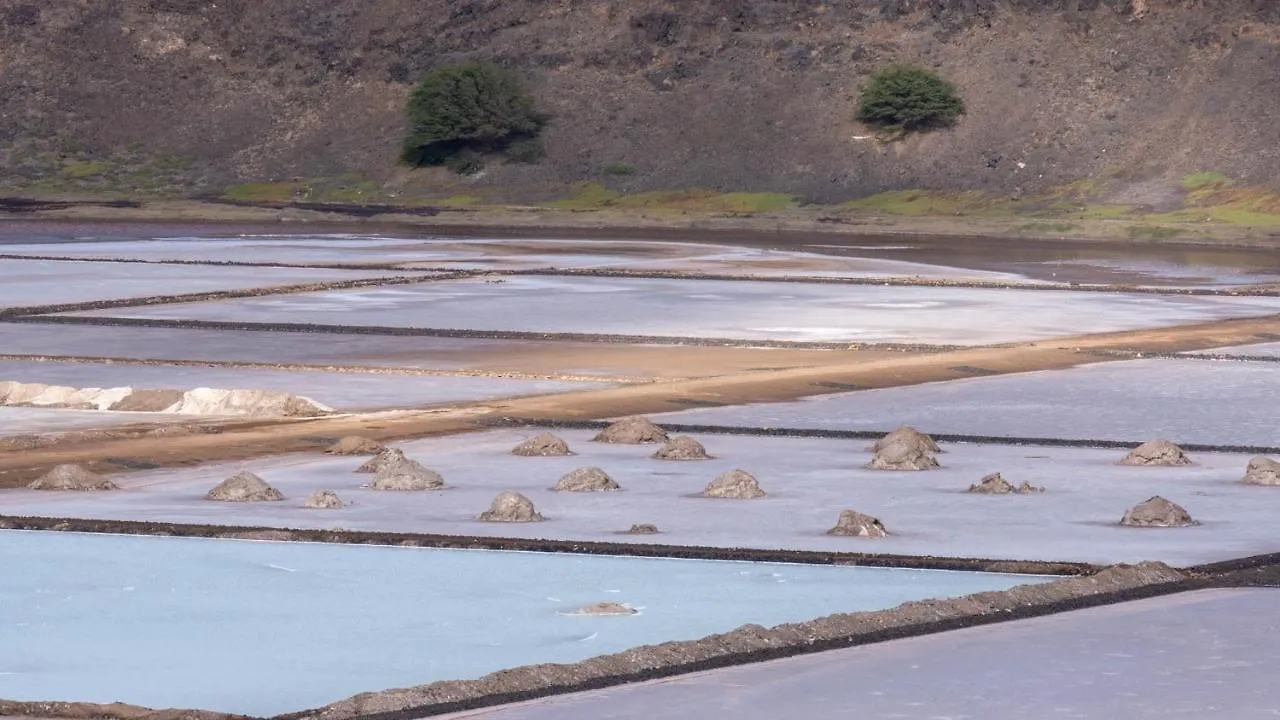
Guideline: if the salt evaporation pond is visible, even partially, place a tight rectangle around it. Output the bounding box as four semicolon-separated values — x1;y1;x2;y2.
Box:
652;358;1280;447
0;531;1047;716
65;275;1280;345
0;258;409;309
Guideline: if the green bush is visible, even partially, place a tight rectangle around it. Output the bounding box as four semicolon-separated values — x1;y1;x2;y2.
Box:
402;61;548;171
604;163;637;176
857;65;965;133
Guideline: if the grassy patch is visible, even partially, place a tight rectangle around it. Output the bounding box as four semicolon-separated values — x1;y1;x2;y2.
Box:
1015;221;1079;234
604;163;637;176
842;190;996;216
60;160;112;179
542;185;794;214
221;182;302;203
1181;172;1229;191
1126;224;1185;240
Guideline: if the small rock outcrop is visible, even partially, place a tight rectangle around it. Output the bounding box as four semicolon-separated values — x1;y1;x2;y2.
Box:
303;490;345;509
368;459;445;491
478;491;545;522
651;436;712;460
871;426;942;454
565;602;638;616
204;472;284;502
1242;456;1280;486
27;464;118;491
1119;439;1192;466
624;523;661;535
825;509;890;538
1120;496;1198;527
867;440;940;471
553;467;621;492
592;416;669;444
701;469;766;499
326;436;386;456
967;472;1044;494
355;448;407;473
512;433;573;457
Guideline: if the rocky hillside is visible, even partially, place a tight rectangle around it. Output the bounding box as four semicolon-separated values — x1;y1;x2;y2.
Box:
2;0;1279;204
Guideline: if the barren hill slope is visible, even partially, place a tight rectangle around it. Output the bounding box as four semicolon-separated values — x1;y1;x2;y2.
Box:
2;0;1278;204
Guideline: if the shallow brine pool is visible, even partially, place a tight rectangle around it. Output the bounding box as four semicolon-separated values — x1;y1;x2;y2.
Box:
1;531;1048;715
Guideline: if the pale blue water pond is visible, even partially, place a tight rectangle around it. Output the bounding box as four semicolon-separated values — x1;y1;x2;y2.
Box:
1;531;1049;715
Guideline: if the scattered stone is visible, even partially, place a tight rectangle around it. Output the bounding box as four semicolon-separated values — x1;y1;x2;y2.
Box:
325;436;386;456
303;490;345;509
204;472;284;502
27;464;117;491
369;459;445;491
478;491;545;522
701;469;766;499
624;523;661;535
867;440;940;471
1119;439;1192;466
967;472;1044;494
1242;456;1280;486
1120;496;1198;527
870;425;942;454
512;433;573;457
593;416;669;444
554;467;621;492
564;602;638;616
651;436;711;460
826;509;889;538
355;448;406;473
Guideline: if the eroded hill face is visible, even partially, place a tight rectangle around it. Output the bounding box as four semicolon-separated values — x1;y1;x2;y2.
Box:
2;1;1278;203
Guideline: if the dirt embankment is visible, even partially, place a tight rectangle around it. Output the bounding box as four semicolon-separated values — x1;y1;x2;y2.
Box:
3;2;1279;203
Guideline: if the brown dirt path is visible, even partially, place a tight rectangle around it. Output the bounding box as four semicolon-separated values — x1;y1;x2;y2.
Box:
0;313;1276;487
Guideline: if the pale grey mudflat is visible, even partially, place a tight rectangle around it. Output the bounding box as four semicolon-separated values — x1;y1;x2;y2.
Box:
65;276;1280;345
0;324;527;370
3;430;1276;565
0;359;607;412
0;530;1045;716
0;259;406;309
1185;341;1280;358
449;589;1280;720
0;235;1030;280
653;358;1280;447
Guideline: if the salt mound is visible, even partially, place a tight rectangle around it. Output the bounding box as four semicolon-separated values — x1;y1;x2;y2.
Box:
369;458;444;491
512;433;573;457
624;523;661;535
871;426;942;454
478;491;545;522
0;381;131;410
1119;439;1192;466
164;388;333;418
355;448;405;473
825;509;889;538
651;436;711;461
1121;496;1198;527
554;467;621;492
204;472;284;502
565;602;637;616
867;440;940;471
1242;456;1280;486
304;490;345;509
702;469;766;499
326;436;386;456
592;416;669;444
27;464;117;491
967;472;1044;494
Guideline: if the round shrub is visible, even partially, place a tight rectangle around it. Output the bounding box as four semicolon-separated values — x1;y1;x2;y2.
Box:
857;65;965;133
